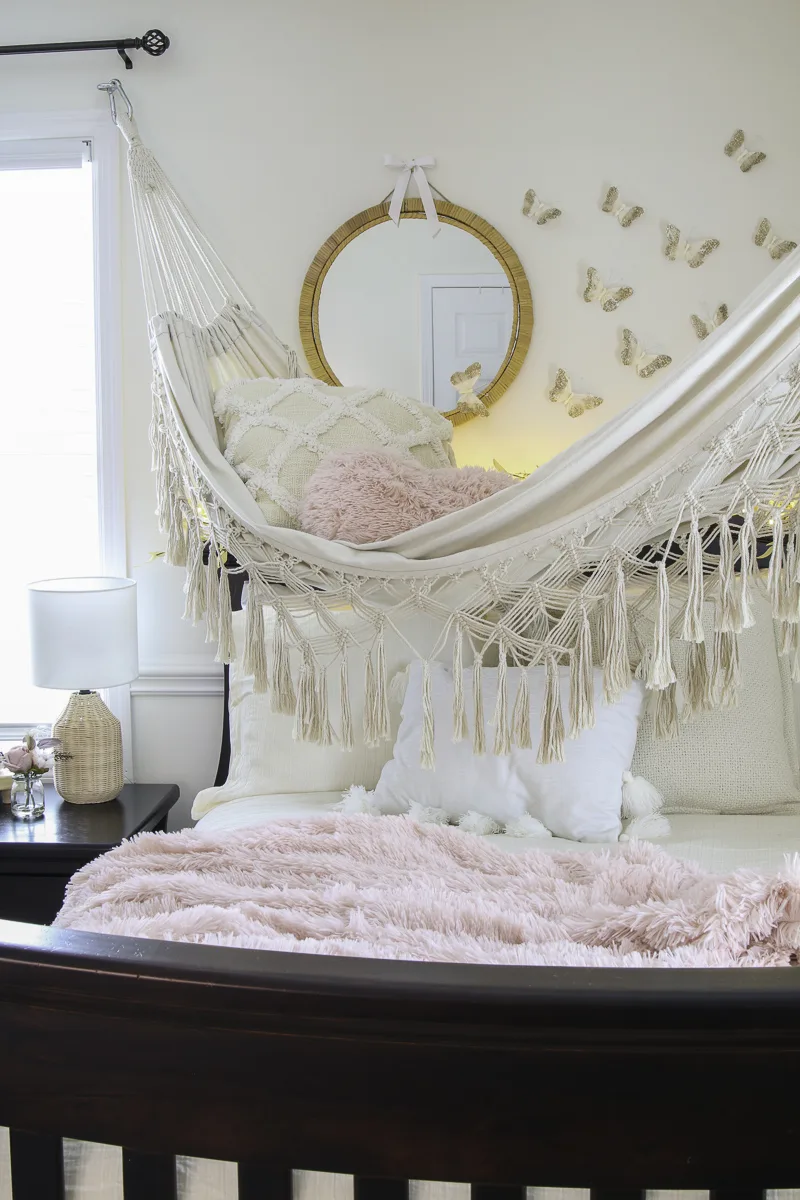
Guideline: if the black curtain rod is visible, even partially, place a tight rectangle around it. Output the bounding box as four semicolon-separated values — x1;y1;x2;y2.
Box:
0;30;169;70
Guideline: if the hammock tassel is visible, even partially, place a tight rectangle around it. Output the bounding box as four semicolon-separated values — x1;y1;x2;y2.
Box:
712;629;741;708
681;515;705;643
734;507;757;631
339;652;354;751
243;594;269;693
316;668;334;747
492;647;511;757
204;552;220;646
715;520;738;632
472;658;486;756
537;655;565;765
654;681;679;739
270;611;297;715
182;533;206;624
294;647;322;744
512;667;533;750
767;510;785;619
420;660;436;770
363;631;391;747
647;563;677;690
216;570;235;665
570;605;595;738
452;622;468;743
779;518;800;623
165;497;188;568
685;640;713;716
603;559;631;703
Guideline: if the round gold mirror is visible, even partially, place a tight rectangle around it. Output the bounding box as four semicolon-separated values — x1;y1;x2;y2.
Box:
299;198;533;425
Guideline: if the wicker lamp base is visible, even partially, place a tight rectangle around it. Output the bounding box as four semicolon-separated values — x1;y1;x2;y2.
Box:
53;691;124;805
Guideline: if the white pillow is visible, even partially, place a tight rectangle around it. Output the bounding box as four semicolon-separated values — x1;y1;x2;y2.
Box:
213;377;456;528
372;661;646;842
191;604;458;820
632;591;800;814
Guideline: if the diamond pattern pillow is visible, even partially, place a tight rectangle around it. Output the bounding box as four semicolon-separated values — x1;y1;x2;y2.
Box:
214;377;455;528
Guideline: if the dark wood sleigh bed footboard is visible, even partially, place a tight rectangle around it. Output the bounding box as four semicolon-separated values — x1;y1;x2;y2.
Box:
0;921;799;1197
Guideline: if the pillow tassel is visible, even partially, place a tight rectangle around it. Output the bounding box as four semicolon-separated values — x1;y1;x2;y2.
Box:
684;639;713;716
621;770;664;819
767;509;785;619
243;594;269;692
569;605;595;738
492;649;511;757
339;652;354;751
452;623;469;743
681;515;705;643
216;569;236;665
603;560;631;702
270;611;297;715
733;506;758;631
647;562;677;690
472;659;486;756
715;520;738;632
420;661;436;770
712;629;741;708
654;681;679;739
512;668;533;750
537;655;565;765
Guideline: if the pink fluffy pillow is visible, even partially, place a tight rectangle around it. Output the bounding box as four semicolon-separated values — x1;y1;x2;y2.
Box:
300;450;515;543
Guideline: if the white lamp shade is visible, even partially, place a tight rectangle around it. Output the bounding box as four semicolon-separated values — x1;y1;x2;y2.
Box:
29;577;139;690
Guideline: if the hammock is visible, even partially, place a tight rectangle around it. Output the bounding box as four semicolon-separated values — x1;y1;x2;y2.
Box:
113;99;800;766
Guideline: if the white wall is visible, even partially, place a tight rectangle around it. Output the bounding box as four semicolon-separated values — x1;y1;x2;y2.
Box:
2;0;799;825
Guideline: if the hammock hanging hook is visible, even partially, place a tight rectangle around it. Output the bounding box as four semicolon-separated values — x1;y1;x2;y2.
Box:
97;78;133;126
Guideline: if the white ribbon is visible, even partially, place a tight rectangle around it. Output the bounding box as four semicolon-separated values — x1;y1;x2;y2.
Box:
384;155;441;236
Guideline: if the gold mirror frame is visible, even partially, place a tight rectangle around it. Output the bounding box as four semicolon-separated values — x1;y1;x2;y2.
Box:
299;198;533;425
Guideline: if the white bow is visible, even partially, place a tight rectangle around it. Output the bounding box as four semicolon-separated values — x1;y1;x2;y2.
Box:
384;155;440;236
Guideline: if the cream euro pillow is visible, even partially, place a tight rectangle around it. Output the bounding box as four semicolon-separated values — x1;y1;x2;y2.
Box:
214;377;455;528
631;591;800;814
371;661;646;842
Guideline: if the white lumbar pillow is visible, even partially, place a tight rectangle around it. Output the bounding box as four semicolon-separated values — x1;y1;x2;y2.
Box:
213;377;455;528
370;661;646;842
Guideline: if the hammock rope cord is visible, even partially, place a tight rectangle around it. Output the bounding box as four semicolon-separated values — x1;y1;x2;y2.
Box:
115;107;800;766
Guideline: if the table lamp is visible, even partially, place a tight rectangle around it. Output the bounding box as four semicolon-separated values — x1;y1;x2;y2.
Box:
28;578;139;804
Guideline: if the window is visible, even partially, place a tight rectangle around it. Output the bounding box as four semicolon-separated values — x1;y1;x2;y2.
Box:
0;119;123;731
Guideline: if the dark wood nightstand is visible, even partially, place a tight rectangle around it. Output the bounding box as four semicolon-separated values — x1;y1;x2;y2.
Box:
0;781;180;924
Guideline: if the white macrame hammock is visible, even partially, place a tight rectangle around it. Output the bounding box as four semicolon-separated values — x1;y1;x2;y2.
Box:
115;102;800;766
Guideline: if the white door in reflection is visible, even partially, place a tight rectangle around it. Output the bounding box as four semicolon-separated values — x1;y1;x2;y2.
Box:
420;274;513;410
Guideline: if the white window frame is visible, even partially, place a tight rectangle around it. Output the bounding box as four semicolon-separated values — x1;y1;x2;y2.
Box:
0;110;129;772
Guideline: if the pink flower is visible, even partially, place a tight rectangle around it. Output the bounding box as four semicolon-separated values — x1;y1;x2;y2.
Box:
4;746;33;773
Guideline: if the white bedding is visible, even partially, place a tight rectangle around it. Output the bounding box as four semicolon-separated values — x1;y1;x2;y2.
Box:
196;793;800;875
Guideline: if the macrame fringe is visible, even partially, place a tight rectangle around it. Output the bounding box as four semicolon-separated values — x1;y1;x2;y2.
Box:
182;534;206;624
647;562;677;690
472;659;486;756
317;667;333;747
569;606;595;738
684;640;713;716
778;515;799;623
715;520;738;632
243;595;269;692
734;507;757;631
767;510;785;618
712;629;741;707
681;515;705;643
420;661;436;770
363;634;391;748
204;553;220;647
452;623;468;743
512;668;533;750
294;647;322;744
339;653;354;751
654;682;679;739
270;612;297;715
537;656;565;765
492;649;511;757
215;570;235;665
603;560;631;702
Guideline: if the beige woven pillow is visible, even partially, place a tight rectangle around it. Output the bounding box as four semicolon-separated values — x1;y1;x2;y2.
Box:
214;377;456;528
632;591;800;814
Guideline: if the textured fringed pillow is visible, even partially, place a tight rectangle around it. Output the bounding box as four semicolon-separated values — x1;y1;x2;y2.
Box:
300;449;515;543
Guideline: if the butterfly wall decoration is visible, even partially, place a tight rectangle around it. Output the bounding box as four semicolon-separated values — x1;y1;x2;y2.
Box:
583;267;634;312
620;329;673;378
522;188;561;225
549;368;604;418
724;129;766;173
450;362;489;418
690;305;729;340
601;186;644;227
663;224;720;268
753;218;797;261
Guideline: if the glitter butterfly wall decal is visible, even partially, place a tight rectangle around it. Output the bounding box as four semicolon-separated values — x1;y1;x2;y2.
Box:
549;368;604;418
601;186;644;227
690;305;729;340
724;129;766;173
620;329;673;378
663;224;720;268
754;218;797;261
451;362;489;417
583;267;634;312
522;188;561;225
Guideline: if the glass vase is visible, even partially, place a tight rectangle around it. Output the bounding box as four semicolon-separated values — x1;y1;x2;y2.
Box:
10;773;45;821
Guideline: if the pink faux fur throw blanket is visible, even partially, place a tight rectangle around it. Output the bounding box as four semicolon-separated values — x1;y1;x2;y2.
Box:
55;815;800;967
299;449;514;542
